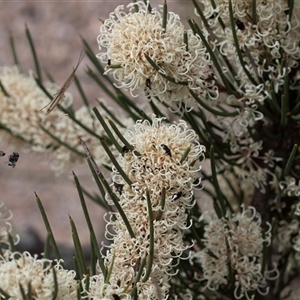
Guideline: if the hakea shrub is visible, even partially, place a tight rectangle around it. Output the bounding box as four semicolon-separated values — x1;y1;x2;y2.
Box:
1;0;300;299
84;117;206;299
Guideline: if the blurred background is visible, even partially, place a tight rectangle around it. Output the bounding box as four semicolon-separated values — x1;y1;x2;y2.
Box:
0;0;194;258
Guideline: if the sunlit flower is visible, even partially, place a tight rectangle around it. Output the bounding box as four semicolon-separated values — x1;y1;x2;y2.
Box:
0;252;78;299
191;206;276;300
85;117;205;299
97;1;215;109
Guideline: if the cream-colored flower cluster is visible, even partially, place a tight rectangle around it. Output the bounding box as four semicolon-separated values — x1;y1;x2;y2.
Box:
196;0;300;145
198;0;300;92
0;65;70;149
193;0;300;191
192;206;275;300
0;66;133;171
0;205;79;299
0;251;78;299
279;177;300;198
97;1;216;109
85;117;205;299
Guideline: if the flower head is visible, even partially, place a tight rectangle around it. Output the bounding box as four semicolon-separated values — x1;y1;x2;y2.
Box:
0;66;70;148
0;66;133;172
198;0;300;92
86;117;205;299
0;252;78;299
97;2;215;108
192;206;275;300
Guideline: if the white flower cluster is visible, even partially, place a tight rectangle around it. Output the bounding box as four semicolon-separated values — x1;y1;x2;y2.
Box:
85;117;205;299
0;66;133;171
0;66;70;148
279;177;300;198
192;206;275;300
97;1;216;109
194;0;300;190
0;204;79;299
0;251;78;299
198;0;300;92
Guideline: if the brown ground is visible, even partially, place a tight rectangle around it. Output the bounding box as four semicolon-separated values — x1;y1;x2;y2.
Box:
0;1;195;252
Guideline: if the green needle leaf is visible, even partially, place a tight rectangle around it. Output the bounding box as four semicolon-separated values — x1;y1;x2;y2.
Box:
180;147;191;164
69;215;88;278
9;32;20;69
99;138;133;187
98;172;136;239
142;189;154;282
162;1;167;32
51;268;58;300
252;0;257;24
283;144;298;177
39;124;85;157
74;75;90;109
92;107;123;153
131;257;147;299
189;89;238;117
97;100;125;128
0;80;10;97
210;145;226;217
35;192;63;264
73;171;106;275
0;287;11;299
19;284;27;300
187;18;234;94
228;0;257;85
106;117;141;156
156;188;166;221
25;24;42;82
105;252;115;284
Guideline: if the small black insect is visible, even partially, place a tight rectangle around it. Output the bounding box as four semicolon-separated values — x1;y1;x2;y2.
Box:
7;152;19;168
146;78;152;90
108;59;111;66
0;150;5;157
114;182;124;195
112;295;120;300
161;144;171;157
234;18;245;30
122;145;130;155
172;191;182;201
